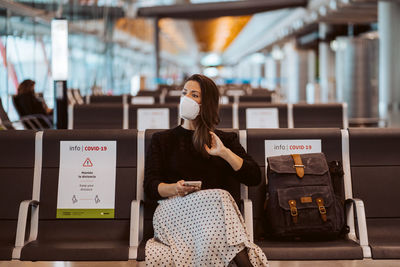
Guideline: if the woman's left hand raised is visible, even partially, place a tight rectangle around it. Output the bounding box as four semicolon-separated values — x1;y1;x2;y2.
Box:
204;131;227;157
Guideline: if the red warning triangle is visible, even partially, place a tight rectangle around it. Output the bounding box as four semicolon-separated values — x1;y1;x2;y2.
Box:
83;158;93;167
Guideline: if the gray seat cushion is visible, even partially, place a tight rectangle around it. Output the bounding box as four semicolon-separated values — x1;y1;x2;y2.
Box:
21;220;130;261
256;239;363;260
0;221;18;260
0;131;35;260
21;240;128;261
349;128;400;259
367;218;400;259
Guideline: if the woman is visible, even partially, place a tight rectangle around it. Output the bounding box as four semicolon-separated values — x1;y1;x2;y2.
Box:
16;79;53;116
144;74;268;266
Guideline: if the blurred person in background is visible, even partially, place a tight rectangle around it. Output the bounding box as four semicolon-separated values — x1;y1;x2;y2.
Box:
16;79;53;116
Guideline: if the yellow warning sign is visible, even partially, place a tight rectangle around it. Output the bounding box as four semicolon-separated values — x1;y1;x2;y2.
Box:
83;158;93;167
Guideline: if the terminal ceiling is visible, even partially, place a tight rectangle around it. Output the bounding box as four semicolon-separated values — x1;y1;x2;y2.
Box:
0;0;379;66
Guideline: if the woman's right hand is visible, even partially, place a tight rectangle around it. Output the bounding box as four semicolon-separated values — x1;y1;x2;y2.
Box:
158;180;199;198
175;180;199;197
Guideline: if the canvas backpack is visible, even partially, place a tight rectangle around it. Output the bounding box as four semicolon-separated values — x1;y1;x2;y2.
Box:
264;152;346;240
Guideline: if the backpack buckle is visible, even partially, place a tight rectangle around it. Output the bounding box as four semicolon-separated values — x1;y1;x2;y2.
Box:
288;200;298;224
316;198;327;222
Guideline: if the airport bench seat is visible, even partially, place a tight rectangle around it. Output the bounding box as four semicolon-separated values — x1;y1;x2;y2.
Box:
239;95;272;103
218;104;234;128
367;218;400;259
71;104;124;129
349;128;400;259
18;130;138;261
0;97;15;130
164;95;180;103
89;95;127;104
128;104;179;130
257;239;362;260
71;104;179;130
20;221;130;261
293;103;346;128
238;103;288;129
0;131;35;260
0;221;19;260
247;129;364;260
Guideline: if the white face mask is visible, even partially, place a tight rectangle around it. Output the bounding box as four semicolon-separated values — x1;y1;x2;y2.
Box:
179;96;200;120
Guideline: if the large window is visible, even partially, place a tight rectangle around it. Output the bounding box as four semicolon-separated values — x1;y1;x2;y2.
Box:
0;15;158;121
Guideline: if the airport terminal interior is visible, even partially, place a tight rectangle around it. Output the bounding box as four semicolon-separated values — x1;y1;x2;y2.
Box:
1;0;400;266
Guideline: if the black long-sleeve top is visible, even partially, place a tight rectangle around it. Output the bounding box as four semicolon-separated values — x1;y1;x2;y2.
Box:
15;93;48;116
144;125;261;202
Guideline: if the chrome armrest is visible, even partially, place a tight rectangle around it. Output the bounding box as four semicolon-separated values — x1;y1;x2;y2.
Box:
129;200;144;260
18;117;39;130
12;200;39;259
345;198;371;258
22;114;52;128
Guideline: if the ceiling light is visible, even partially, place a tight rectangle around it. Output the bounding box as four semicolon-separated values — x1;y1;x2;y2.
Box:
250;53;265;64
329;0;337;10
271;47;284;60
203;67;219;77
310;11;318;21
319;6;327;16
330;40;338;51
201;53;222;66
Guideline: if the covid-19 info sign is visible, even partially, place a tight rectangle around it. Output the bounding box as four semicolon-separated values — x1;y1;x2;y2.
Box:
56;141;116;219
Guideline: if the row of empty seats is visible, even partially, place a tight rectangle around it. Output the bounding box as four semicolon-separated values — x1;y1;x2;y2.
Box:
83;92;272;105
0;127;399;261
66;89;85;105
69;102;347;130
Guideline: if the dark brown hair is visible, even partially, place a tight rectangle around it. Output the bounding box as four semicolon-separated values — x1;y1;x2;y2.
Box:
17;79;35;95
185;74;220;157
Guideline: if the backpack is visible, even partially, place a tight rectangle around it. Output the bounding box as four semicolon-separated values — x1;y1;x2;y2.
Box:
264;153;346;240
328;160;345;202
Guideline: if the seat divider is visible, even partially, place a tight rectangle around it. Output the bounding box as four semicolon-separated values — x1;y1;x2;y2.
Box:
287;103;294;128
233;103;239;129
342;103;349;129
68;104;74;129
123;104;129;129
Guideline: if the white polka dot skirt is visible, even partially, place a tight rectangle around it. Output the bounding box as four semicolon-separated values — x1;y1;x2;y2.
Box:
145;189;269;267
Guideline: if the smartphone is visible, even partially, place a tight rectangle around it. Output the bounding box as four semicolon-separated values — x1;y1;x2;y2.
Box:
183;181;202;188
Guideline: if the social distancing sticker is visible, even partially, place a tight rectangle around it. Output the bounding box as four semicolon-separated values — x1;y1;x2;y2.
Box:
137;108;169;131
246;108;279;129
57;141;117;219
132;96;155;105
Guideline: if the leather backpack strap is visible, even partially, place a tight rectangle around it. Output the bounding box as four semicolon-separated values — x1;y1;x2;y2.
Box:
291;154;305;178
316;197;327;222
288;200;298;224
